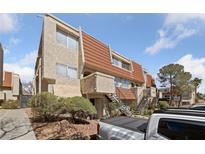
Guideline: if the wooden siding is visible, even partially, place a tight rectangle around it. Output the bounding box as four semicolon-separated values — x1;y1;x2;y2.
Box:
2;72;12;88
82;32;145;84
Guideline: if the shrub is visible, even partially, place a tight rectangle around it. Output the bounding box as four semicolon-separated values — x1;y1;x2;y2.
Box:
29;92;64;121
64;96;97;119
105;101;121;117
129;101;137;111
1;100;20;109
158;101;169;109
143;108;153;116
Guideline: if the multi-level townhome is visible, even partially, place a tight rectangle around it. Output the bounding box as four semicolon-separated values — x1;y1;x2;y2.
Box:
33;14;156;118
0;43;22;104
158;87;195;105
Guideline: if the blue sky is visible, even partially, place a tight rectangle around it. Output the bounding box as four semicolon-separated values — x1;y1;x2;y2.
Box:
0;13;205;93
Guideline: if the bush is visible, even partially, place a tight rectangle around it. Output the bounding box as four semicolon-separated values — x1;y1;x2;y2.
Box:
64;96;97;119
1;100;20;109
29;93;97;121
105;101;121;117
29;92;64;121
129;101;137;111
143;108;153;116
159;101;169;109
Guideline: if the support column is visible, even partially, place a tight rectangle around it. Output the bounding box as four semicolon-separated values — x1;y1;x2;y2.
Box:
95;98;104;118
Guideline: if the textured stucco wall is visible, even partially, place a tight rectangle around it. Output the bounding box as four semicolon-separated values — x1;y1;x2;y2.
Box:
53;84;81;97
12;74;20;96
0;91;4;100
150;87;157;97
96;73;115;93
43;16;80;80
81;72;115;94
39;16;81;97
4;90;18;100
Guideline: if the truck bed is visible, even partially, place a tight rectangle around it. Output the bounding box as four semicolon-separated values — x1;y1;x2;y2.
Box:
101;116;148;133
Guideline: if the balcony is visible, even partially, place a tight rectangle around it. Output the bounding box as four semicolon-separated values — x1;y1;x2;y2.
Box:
144;87;157;97
81;72;115;94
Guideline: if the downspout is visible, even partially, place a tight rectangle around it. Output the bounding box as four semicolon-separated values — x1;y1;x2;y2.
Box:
79;26;85;79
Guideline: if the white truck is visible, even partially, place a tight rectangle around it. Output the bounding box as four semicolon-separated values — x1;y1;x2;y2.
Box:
98;108;205;140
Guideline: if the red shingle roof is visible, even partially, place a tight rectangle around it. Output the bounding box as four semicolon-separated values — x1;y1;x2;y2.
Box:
146;74;153;88
132;61;145;83
2;72;12;88
115;87;136;100
82;32;145;84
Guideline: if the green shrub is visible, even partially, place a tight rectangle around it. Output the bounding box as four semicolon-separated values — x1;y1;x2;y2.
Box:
159;101;169;109
105;101;121;117
29;93;97;121
64;96;97;119
129;101;137;111
143;108;153;116
1;100;20;109
29;92;64;121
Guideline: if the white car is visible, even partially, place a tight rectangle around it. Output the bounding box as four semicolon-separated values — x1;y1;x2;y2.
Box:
98;108;205;140
190;103;205;110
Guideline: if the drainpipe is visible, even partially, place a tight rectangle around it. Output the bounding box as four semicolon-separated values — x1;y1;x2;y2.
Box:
108;45;112;62
79;26;85;79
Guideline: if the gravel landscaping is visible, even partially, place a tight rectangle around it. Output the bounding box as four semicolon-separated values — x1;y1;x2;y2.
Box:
25;108;98;140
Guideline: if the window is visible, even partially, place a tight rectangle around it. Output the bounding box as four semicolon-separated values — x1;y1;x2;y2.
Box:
67;66;77;79
157;118;205;140
122;80;131;88
112;56;131;71
115;78;121;87
56;63;77;79
112;57;121;67
115;78;131;89
56;30;67;46
56;63;67;77
56;29;79;52
67;35;79;53
122;61;130;70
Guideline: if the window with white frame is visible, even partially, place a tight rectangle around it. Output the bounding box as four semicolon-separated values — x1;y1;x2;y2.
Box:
56;28;79;53
56;29;67;46
122;61;131;70
67;66;77;79
112;56;131;71
56;63;77;79
112;57;122;67
122;79;131;88
114;78;121;87
114;78;131;89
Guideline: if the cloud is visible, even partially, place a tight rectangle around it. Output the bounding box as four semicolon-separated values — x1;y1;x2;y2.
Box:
0;37;21;56
145;14;205;54
176;54;205;93
2;46;10;55
19;50;37;66
0;14;19;33
4;63;34;82
9;37;21;46
164;14;205;26
3;50;37;82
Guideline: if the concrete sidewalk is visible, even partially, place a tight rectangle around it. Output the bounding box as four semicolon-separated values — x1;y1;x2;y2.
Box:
0;109;36;140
